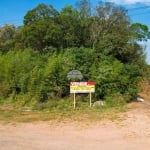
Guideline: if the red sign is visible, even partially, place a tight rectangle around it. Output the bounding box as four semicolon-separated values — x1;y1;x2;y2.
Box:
70;82;95;86
70;82;95;93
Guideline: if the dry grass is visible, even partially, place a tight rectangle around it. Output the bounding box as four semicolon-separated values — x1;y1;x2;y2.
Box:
0;104;126;124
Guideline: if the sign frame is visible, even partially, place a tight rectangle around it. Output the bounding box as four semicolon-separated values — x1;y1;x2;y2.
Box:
70;82;95;109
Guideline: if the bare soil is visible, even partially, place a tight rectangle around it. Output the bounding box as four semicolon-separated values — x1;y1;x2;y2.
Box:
0;83;150;150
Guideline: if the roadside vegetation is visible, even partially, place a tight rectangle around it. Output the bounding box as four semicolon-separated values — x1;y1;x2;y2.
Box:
0;0;150;122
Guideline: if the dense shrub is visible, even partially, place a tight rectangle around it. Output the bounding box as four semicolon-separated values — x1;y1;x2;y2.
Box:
0;48;144;104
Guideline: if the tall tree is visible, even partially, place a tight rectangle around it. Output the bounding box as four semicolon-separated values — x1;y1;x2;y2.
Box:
90;2;145;64
13;26;24;50
58;6;81;48
24;3;59;25
23;4;60;51
0;24;15;52
131;23;150;41
76;0;91;19
76;0;92;47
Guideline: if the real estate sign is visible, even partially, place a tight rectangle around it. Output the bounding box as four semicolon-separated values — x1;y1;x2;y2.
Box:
70;82;95;93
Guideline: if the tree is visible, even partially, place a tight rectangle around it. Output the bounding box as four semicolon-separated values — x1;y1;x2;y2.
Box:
58;6;81;48
88;1;149;66
64;47;95;80
24;3;59;25
131;23;150;41
23;4;60;51
0;24;15;52
13;26;24;50
91;2;131;51
38;54;71;101
76;0;92;47
76;0;91;19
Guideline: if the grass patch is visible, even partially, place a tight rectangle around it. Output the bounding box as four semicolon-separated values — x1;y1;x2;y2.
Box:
0;97;127;123
0;106;126;124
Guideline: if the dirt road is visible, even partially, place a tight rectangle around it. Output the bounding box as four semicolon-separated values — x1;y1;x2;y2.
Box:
0;99;150;150
0;83;150;150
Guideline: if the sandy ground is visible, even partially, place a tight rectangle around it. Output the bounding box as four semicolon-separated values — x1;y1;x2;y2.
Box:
0;102;150;150
0;85;150;150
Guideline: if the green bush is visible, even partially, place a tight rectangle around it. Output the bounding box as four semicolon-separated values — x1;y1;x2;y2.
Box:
90;56;142;100
105;94;126;108
0;47;144;106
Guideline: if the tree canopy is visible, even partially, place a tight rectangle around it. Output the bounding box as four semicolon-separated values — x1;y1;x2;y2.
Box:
0;0;149;104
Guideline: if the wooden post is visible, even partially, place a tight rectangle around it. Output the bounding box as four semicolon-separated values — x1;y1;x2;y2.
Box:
74;92;76;109
90;92;92;107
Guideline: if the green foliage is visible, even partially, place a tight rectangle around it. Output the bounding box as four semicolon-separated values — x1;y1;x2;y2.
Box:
105;93;126;108
90;57;142;99
38;54;70;101
0;24;15;52
0;49;42;97
90;57;122;99
119;64;142;98
23;4;60;50
64;47;95;79
23;3;59;25
131;23;150;41
0;1;149;108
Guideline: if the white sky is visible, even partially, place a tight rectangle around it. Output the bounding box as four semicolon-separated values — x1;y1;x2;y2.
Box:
109;0;150;4
146;40;150;64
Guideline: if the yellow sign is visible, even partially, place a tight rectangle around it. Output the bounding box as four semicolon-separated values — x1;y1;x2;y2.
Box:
70;82;95;93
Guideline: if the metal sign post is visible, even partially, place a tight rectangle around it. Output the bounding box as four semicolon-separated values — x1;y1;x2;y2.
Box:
70;82;95;109
74;92;76;109
90;92;92;107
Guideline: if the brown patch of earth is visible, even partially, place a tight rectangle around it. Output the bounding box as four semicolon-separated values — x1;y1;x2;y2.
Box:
0;83;150;150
